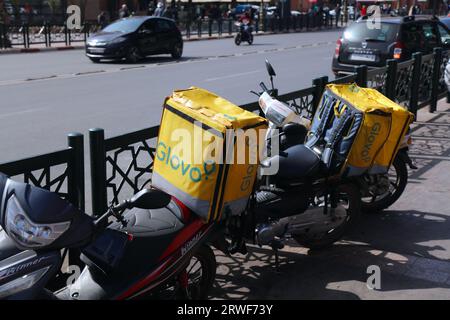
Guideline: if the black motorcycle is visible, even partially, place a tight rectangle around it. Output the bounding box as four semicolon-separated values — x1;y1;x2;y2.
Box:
224;61;362;259
234;20;253;45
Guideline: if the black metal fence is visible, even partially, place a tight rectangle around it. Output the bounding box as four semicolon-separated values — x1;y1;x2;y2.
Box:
0;48;447;218
1;13;342;49
0;133;85;211
0;23;100;49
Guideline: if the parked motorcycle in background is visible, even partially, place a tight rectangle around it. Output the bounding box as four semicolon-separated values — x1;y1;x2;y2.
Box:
360;132;415;212
224;61;363;259
234;18;253;45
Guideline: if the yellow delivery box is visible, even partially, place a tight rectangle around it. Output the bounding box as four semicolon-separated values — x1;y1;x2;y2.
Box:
152;87;267;222
308;83;414;176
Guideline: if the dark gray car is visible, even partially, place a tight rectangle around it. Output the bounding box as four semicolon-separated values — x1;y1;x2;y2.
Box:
85;16;183;63
332;15;450;75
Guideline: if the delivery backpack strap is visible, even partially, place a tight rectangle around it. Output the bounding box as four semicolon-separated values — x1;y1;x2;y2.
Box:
321;107;354;172
307;93;337;147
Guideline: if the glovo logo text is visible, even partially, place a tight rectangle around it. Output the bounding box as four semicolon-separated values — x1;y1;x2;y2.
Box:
156;141;216;183
361;123;381;162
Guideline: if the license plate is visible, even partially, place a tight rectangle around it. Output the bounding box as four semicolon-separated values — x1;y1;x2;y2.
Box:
350;53;376;62
88;47;105;53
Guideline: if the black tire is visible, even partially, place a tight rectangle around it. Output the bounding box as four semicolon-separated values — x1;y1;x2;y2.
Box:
292;183;361;250
184;245;216;300
361;156;408;212
247;34;253;45
234;34;241;46
154;245;216;300
89;57;101;63
126;46;141;63
171;41;183;59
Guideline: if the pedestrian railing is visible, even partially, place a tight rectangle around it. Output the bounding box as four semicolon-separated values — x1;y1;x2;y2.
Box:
0;48;448;218
0;133;84;211
0;22;100;49
0;13;342;50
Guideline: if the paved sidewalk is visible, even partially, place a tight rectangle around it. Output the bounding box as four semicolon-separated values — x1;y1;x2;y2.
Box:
211;99;450;300
0;27;343;55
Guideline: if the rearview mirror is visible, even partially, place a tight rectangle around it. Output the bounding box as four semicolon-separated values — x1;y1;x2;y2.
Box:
265;59;276;77
129;189;171;209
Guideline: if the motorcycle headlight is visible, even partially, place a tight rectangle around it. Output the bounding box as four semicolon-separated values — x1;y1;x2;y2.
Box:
4;195;70;248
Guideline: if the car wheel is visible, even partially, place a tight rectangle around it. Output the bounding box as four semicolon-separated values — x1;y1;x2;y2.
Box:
126;46;141;63
171;42;183;59
89;57;101;63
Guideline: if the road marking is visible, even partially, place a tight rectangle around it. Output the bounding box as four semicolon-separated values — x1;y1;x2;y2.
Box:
0;107;48;119
204;70;261;82
75;70;106;76
25;75;57;81
0;41;335;87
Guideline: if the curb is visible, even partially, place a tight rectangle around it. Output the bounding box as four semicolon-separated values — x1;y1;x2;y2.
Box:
0;27;344;55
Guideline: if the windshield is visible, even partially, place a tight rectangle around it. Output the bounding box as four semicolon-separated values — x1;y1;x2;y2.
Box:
102;19;143;33
343;22;399;42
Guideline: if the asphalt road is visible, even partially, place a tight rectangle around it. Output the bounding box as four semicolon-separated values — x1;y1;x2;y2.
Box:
0;30;340;163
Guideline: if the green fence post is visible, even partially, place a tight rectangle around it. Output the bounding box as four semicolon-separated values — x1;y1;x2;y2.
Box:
409;52;422;119
430;47;443;113
385;59;398;100
89;128;107;217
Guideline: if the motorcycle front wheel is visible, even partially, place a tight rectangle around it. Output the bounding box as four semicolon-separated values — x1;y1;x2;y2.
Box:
292;183;361;250
234;34;242;46
153;245;216;300
360;156;408;212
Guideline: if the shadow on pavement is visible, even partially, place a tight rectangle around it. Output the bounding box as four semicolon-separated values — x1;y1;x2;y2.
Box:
409;109;450;181
346;210;450;261
210;242;450;299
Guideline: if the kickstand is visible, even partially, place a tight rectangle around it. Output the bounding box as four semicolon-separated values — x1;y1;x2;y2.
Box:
270;240;284;274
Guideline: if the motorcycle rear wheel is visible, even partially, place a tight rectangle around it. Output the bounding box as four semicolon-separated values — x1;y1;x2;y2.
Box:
292;184;360;250
360;156;408;212
247;34;253;45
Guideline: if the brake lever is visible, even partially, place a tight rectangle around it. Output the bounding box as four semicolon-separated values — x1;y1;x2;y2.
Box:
250;90;260;97
260;82;269;92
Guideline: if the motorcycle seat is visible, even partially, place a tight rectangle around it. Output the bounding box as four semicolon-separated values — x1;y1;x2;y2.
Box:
263;144;322;183
81;200;187;277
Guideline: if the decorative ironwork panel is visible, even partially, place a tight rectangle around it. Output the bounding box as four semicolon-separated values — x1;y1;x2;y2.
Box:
418;54;434;105
105;137;157;205
278;89;316;120
439;49;450;92
28;26;46;44
49;25;66;43
2;164;69;200
367;67;388;94
7;26;25;46
394;61;414;109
